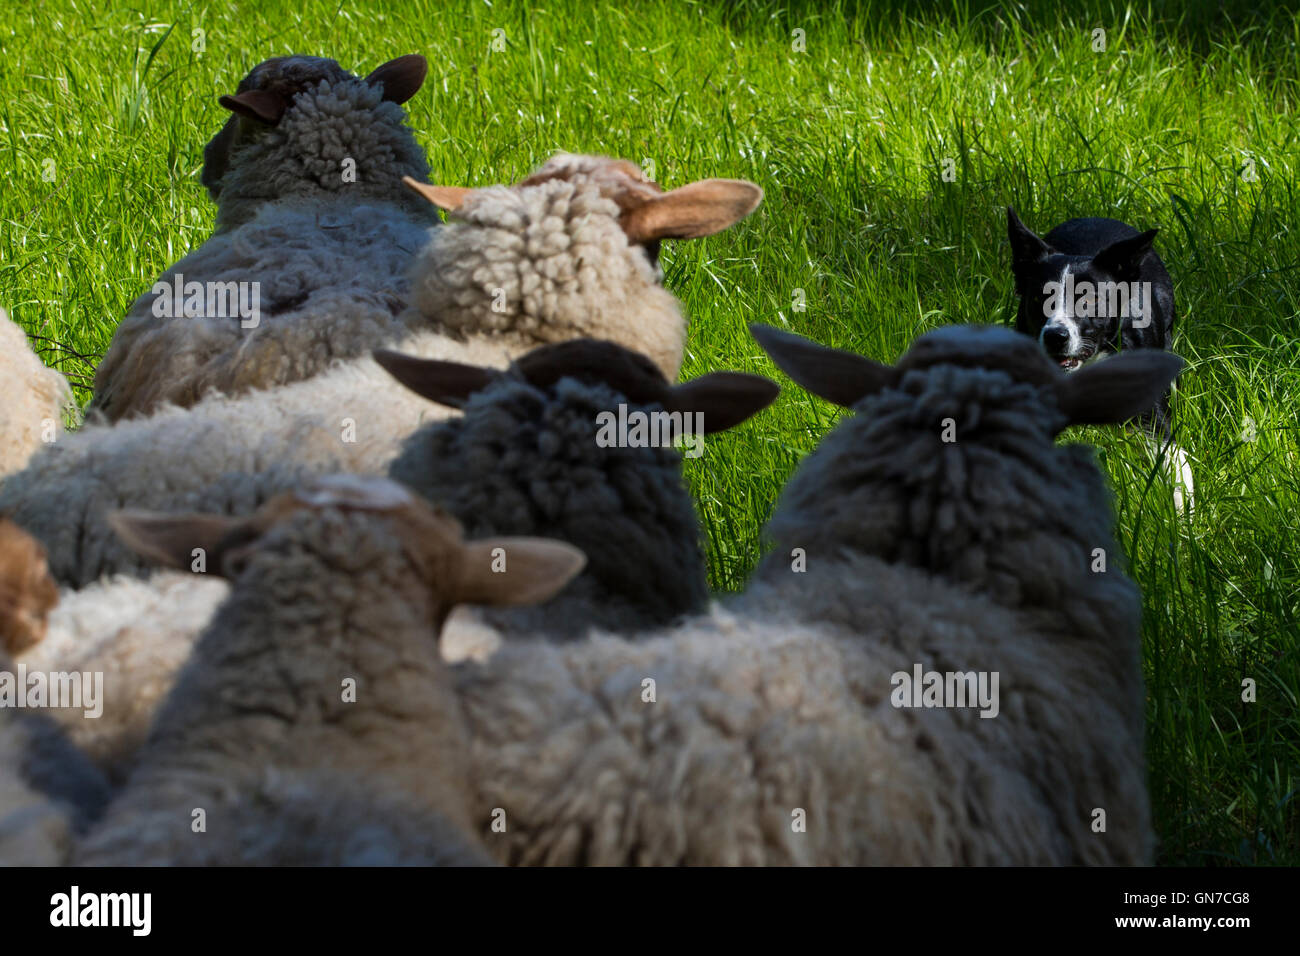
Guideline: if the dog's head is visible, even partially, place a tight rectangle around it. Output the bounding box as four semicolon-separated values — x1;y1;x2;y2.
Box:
1007;208;1158;371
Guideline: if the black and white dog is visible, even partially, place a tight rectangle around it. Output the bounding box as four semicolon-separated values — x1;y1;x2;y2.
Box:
1007;207;1192;509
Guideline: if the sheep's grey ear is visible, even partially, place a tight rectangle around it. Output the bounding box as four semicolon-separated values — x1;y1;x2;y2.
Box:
668;373;780;433
218;89;288;126
1094;228;1159;274
750;324;898;409
1055;350;1184;429
621;179;763;242
1007;207;1053;264
454;538;587;607
373;349;499;409
365;54;428;105
402;176;474;212
107;511;247;575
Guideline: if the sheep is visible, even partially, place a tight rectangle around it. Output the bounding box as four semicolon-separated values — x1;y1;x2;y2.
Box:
376;338;779;648
0;310;76;478
73;475;585;865
449;324;1179;865
88;53;437;421
2;154;763;588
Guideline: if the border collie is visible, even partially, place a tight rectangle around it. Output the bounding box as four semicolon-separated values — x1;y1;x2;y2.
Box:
1007;207;1192;510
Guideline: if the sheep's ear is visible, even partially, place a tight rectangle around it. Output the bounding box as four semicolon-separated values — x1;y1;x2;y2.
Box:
453;538;587;607
107;511;246;575
1055;350;1184;428
364;53;428;105
1094;228;1159;275
402;176;474;212
667;373;780;433
218;89;288;126
0;520;59;654
622;179;763;242
1007;207;1053;265
750;324;898;409
373;350;499;409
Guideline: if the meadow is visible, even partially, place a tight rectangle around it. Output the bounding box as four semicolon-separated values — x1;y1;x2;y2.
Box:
1;0;1296;864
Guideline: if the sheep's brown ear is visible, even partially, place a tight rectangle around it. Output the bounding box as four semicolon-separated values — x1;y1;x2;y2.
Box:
365;53;428;104
373;349;499;409
454;538;587;607
107;511;247;575
667;373;780;433
621;179;763;243
1055;350;1184;429
402;176;474;212
218;89;288;126
1007;207;1053;264
750;324;898;409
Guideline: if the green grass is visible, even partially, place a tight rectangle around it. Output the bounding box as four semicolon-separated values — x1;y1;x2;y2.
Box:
2;0;1297;865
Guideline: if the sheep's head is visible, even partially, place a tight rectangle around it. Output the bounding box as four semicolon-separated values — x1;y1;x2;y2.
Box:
201;54;431;223
375;340;778;629
753;324;1183;608
0;519;59;654
402;154;764;379
107;475;585;629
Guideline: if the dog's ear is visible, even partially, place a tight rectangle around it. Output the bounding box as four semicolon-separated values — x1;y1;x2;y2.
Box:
1007;207;1053;266
1094;228;1158;276
750;325;898;409
666;373;780;433
1054;349;1184;429
372;350;500;409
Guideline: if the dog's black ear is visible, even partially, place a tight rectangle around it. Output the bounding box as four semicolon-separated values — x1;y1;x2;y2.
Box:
372;350;499;409
1054;349;1184;430
1094;228;1158;275
1007;207;1053;267
666;373;780;433
750;325;898;409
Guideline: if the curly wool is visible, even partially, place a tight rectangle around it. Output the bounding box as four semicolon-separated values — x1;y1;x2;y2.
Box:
76;506;487;866
411;175;686;379
390;375;709;636
0;310;75;477
457;547;1149;865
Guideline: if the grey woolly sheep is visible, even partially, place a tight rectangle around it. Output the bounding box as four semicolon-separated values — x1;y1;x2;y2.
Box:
75;475;584;866
450;325;1180;865
89;54;436;421
0;310;76;477
377;338;778;643
4;155;763;588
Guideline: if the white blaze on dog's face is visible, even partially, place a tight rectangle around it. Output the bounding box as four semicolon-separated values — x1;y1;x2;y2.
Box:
1040;264;1087;371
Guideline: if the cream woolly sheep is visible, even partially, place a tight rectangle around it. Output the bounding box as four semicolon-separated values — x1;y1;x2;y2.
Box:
2;155;763;587
451;325;1180;865
377;338;778;641
89;54;436;421
75;475;584;866
0;310;76;477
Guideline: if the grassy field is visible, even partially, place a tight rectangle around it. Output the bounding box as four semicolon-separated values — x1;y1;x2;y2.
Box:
2;0;1297;865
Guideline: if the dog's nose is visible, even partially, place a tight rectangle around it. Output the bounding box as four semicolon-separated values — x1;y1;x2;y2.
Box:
1041;325;1071;354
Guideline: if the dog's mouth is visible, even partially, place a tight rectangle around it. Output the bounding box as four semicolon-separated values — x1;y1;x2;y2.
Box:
1050;347;1098;372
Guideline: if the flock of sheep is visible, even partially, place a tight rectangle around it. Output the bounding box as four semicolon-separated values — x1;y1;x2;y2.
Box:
0;52;1182;865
